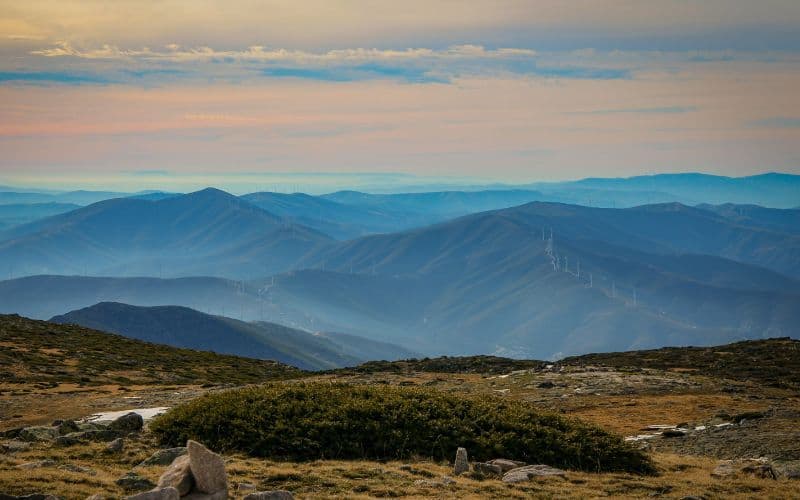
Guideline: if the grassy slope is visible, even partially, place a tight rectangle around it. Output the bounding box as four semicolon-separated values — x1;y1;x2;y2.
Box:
0;314;304;386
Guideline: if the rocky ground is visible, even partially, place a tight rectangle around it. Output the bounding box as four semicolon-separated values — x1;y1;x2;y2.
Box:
1;360;799;499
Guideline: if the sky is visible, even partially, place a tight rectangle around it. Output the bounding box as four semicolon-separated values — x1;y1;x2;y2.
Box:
0;1;799;192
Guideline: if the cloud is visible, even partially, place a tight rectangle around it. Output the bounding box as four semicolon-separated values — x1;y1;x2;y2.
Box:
0;71;109;85
569;106;698;115
749;117;800;128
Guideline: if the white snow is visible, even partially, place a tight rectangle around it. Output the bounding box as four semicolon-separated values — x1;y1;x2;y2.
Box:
86;407;170;423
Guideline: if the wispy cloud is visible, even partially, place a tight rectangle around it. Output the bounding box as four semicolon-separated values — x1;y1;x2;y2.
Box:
0;71;110;85
748;117;800;128
568;106;698;115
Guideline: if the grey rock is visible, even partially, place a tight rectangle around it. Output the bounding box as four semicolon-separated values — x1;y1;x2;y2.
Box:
0;427;24;439
242;492;294;500
55;429;121;446
55;420;80;436
125;488;180;500
453;447;469;475
17;426;58;443
662;429;687;438
187;440;227;494
157;455;194;496
712;458;776;479
488;459;526;472
413;476;455;487
0;495;60;500
109;413;144;433
502;465;567;483
775;461;800;479
139;448;187;467
116;472;156;492
235;483;256;493
15;460;56;470
57;464;97;475
106;438;124;453
473;462;502;475
85;495;105;500
0;440;31;453
182;492;227;500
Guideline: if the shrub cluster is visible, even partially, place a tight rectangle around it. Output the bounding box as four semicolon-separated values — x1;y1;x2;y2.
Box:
150;382;654;474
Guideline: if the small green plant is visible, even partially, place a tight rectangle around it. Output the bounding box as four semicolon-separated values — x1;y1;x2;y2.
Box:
150;382;655;474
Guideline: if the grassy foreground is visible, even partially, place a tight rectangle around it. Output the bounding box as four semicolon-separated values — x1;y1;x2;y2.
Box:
150;382;655;474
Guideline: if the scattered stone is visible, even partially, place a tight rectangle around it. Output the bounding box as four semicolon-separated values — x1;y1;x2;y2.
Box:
16;460;56;470
125;488;180;500
712;458;776;479
55;420;80;436
157;455;194;496
413;477;455;487
106;438;124;453
662;429;687;438
488;459;526;472
116;472;156;492
502;465;567;483
55;429;120;446
0;494;60;500
473;462;502;475
57;464;97;475
242;492;294;500
235;483;256;493
453;447;469;475
17;426;58;443
108;413;144;433
139;448;187;467
54;435;82;447
0;440;31;453
187;440;227;494
741;461;777;479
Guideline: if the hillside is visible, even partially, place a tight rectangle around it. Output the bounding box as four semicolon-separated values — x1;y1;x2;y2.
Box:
0;188;332;278
259;202;800;357
0;313;302;386
51;303;355;370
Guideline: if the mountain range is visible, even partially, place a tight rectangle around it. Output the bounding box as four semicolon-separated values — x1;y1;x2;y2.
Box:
0;175;798;360
50;302;416;370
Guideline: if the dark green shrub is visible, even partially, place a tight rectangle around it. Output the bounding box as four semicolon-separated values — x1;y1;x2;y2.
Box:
150;383;655;474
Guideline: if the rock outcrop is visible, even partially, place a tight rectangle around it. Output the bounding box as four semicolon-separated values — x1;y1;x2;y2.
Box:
453;447;469;475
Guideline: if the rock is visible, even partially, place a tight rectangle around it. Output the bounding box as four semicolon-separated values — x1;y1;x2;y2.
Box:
0;440;31;453
116;472;156;492
125;488;180;500
54;435;82;447
108;413;144;433
662;429;687;438
537;381;555;388
16;460;56;470
0;495;60;500
453;447;469;475
502;465;566;483
18;426;58;442
55;420;80;436
242;492;294;500
488;459;526;472
86;495;105;500
57;464;97;475
181;492;227;500
0;427;24;439
187;440;227;495
139;448;187;467
56;429;121;445
157;455;194;496
235;483;256;493
712;458;777;480
775;461;800;479
741;461;777;479
106;438;124;453
473;462;502;475
413;477;454;487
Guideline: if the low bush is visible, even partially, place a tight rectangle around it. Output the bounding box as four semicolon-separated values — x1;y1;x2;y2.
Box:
150;382;655;474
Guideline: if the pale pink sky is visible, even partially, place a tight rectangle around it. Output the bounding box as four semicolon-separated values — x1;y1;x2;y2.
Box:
1;1;799;190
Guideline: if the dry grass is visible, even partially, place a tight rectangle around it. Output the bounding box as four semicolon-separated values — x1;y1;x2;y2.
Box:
1;440;798;500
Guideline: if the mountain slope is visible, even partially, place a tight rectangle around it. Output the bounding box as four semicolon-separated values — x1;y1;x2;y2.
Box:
0;188;332;278
49;302;416;369
50;302;358;370
0;313;302;386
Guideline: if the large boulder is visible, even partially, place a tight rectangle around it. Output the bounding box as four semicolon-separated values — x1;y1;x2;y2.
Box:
502;465;566;483
453;447;469;475
108;413;144;433
187;440;227;495
488;459;526;472
157;455;194;496
17;426;58;443
473;462;502;476
125;488;180;500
